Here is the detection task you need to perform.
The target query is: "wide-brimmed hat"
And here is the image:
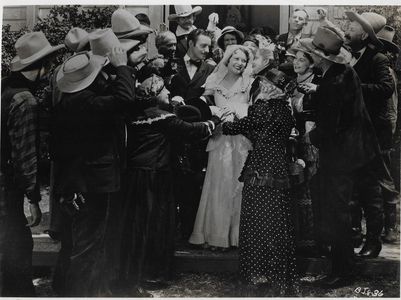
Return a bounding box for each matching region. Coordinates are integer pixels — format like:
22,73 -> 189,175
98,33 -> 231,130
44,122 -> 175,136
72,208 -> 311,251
168,5 -> 202,21
89,28 -> 140,58
186,97 -> 212,121
345,11 -> 386,47
11,31 -> 65,72
377,25 -> 399,53
64,27 -> 89,53
112,9 -> 153,39
217,26 -> 244,50
57,52 -> 108,93
300,26 -> 352,64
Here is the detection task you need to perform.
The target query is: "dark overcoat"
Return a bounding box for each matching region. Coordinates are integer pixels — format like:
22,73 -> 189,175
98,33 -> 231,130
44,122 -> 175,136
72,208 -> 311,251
353,46 -> 395,150
309,63 -> 379,173
52,66 -> 136,194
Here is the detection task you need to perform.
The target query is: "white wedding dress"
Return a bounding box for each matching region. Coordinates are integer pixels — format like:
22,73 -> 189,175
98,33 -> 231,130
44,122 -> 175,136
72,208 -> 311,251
189,77 -> 253,248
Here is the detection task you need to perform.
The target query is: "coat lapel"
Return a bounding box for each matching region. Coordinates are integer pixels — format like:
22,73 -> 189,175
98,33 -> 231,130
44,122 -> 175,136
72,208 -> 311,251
190,61 -> 207,86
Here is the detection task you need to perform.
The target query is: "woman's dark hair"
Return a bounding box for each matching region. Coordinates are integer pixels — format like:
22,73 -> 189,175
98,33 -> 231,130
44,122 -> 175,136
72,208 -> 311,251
187,28 -> 211,48
135,13 -> 151,26
301,51 -> 314,64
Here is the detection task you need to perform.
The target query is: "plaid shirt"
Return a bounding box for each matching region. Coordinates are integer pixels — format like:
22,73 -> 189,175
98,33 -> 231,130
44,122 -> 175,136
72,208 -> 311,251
7,90 -> 39,199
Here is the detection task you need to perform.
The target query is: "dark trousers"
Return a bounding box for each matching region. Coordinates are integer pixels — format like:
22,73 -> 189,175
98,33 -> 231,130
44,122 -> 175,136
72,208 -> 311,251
0,189 -> 35,296
351,157 -> 384,243
381,150 -> 399,230
317,170 -> 356,277
64,192 -> 111,297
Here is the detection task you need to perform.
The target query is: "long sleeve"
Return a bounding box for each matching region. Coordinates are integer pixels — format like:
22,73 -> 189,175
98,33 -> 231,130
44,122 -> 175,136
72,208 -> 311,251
361,53 -> 394,100
8,91 -> 39,201
77,66 -> 136,113
163,116 -> 215,141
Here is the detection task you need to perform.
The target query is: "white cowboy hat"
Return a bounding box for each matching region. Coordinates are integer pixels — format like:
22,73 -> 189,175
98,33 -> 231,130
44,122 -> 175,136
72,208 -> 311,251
57,52 -> 108,93
345,11 -> 386,47
112,9 -> 153,39
89,28 -> 140,58
168,5 -> 202,21
11,31 -> 65,72
377,25 -> 399,53
300,26 -> 352,65
64,27 -> 90,53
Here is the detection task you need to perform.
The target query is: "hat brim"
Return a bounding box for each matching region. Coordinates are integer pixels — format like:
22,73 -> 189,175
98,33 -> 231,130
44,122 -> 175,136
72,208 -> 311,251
75,37 -> 90,53
115,25 -> 154,39
300,38 -> 352,65
379,38 -> 400,53
185,97 -> 212,121
11,44 -> 65,72
168,6 -> 202,21
57,54 -> 107,93
119,39 -> 141,51
345,11 -> 383,47
217,30 -> 245,50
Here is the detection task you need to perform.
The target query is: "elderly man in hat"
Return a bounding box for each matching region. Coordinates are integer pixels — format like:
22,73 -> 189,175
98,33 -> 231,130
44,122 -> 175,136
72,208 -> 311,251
344,11 -> 395,258
168,5 -> 203,58
376,25 -> 400,244
52,29 -> 138,297
299,26 -> 380,288
1,31 -> 64,296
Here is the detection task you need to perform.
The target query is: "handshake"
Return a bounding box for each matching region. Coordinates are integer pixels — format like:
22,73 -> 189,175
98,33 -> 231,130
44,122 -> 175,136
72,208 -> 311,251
210,106 -> 237,122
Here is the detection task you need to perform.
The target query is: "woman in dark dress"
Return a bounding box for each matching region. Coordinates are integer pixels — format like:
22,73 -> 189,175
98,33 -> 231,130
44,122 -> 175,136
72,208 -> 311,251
222,70 -> 298,296
119,74 -> 220,295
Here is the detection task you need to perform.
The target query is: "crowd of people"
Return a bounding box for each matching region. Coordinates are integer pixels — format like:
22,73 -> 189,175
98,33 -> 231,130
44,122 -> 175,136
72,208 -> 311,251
1,4 -> 399,297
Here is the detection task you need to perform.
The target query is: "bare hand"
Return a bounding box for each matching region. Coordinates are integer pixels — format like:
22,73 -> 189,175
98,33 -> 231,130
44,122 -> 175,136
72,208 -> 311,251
208,13 -> 219,25
27,203 -> 42,227
128,46 -> 148,66
171,96 -> 185,106
109,46 -> 128,67
298,83 -> 318,94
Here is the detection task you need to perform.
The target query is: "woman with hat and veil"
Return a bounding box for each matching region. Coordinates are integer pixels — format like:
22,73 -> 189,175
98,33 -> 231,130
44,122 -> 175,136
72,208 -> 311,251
221,68 -> 298,296
189,45 -> 254,251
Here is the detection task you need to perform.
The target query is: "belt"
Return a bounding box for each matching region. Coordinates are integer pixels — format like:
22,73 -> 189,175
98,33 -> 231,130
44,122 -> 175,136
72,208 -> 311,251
241,169 -> 291,189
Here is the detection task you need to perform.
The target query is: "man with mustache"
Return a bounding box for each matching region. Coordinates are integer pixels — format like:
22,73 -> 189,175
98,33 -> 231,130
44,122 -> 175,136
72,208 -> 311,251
344,11 -> 395,258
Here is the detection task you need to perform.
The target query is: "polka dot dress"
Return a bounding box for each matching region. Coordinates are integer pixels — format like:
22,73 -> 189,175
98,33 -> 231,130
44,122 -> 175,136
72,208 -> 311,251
223,99 -> 298,295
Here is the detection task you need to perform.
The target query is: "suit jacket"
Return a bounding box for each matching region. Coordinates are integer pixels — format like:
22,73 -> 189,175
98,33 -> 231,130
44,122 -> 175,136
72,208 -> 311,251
176,35 -> 188,59
309,63 -> 379,173
52,66 -> 136,194
353,46 -> 395,149
170,58 -> 215,101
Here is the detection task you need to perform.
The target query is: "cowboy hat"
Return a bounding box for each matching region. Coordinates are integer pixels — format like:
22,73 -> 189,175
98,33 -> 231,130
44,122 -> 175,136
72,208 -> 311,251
377,25 -> 399,53
300,26 -> 352,64
64,27 -> 90,53
168,5 -> 202,21
57,52 -> 108,93
345,11 -> 386,47
11,31 -> 65,72
112,9 -> 153,39
89,28 -> 140,58
217,26 -> 245,50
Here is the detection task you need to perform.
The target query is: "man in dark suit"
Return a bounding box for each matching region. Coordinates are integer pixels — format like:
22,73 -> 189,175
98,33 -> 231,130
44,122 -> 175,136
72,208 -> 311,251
169,29 -> 215,240
300,26 -> 380,288
52,32 -> 137,296
344,11 -> 395,258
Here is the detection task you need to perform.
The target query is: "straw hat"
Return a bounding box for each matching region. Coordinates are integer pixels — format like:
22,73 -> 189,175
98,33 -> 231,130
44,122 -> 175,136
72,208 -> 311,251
64,28 -> 89,53
57,52 -> 108,93
377,25 -> 399,53
89,28 -> 140,57
217,26 -> 245,50
11,31 -> 65,72
300,26 -> 352,64
112,9 -> 153,39
345,11 -> 386,47
168,5 -> 202,21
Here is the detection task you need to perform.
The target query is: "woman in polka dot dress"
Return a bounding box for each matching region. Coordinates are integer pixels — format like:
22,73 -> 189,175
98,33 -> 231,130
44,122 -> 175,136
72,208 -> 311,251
222,70 -> 298,295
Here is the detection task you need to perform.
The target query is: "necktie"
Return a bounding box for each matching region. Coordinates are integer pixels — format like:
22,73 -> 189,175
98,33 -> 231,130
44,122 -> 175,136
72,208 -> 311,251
189,59 -> 202,69
351,51 -> 361,59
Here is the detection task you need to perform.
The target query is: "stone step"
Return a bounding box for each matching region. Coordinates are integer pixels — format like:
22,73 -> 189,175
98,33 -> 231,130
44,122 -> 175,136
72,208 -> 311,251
33,235 -> 400,276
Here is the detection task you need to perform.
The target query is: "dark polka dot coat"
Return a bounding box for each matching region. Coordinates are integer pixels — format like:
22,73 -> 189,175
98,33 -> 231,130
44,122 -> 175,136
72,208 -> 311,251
222,98 -> 298,293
